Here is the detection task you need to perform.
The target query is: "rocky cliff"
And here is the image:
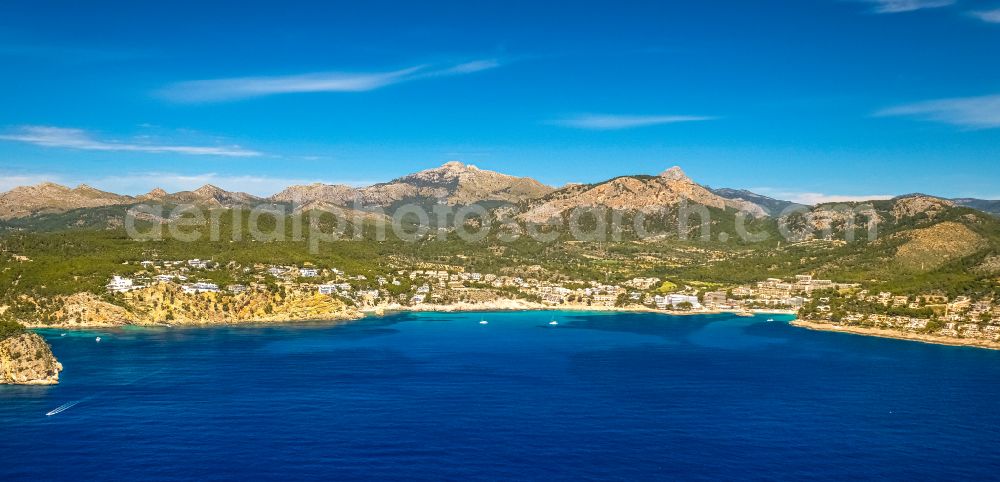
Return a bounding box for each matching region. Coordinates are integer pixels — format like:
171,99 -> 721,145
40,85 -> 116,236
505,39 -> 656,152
27,285 -> 362,327
272,161 -> 554,208
0,332 -> 62,385
520,166 -> 769,222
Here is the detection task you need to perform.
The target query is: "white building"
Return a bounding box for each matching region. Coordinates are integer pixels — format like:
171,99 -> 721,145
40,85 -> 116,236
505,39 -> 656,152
107,275 -> 135,293
653,294 -> 702,310
299,268 -> 319,277
187,259 -> 209,269
182,282 -> 219,294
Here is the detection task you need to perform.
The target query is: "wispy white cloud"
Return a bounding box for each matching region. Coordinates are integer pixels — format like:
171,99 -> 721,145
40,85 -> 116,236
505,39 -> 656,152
860,0 -> 956,13
158,59 -> 501,103
752,188 -> 893,205
969,8 -> 1000,23
0,125 -> 262,157
874,94 -> 1000,129
549,114 -> 717,130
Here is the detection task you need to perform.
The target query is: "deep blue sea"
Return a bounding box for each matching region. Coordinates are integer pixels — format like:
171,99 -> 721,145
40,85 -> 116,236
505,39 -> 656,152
3,311 -> 1000,480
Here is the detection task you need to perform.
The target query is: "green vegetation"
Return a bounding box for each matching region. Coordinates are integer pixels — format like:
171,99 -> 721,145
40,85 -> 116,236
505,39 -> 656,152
1,200 -> 999,324
0,319 -> 26,341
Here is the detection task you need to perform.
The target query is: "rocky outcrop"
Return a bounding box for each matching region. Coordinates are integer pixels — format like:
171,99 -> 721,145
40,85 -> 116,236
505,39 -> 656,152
271,161 -> 553,208
145,184 -> 261,207
519,166 -> 768,222
29,286 -> 362,327
390,161 -> 554,205
0,182 -> 133,219
271,183 -> 358,206
891,195 -> 954,221
53,293 -> 138,326
0,332 -> 62,385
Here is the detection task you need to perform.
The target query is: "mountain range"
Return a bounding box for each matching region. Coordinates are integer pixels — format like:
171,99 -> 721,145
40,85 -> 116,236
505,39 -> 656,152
0,161 -> 997,223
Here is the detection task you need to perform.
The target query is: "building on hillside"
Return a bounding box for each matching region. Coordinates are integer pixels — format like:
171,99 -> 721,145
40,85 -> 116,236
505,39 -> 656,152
653,294 -> 702,310
592,293 -> 618,306
107,276 -> 136,293
182,282 -> 219,294
187,259 -> 209,269
668,294 -> 702,309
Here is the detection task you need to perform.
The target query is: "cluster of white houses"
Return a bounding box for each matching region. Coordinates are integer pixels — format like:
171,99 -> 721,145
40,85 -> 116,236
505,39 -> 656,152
111,260 -> 890,314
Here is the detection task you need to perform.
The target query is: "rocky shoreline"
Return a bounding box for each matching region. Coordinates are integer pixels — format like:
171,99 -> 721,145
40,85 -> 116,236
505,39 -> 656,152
0,332 -> 63,385
364,300 -> 796,317
23,296 -> 794,328
23,310 -> 364,329
790,319 -> 1000,351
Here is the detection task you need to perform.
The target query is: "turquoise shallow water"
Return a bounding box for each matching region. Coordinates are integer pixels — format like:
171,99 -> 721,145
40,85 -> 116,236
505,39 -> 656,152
2,311 -> 1000,480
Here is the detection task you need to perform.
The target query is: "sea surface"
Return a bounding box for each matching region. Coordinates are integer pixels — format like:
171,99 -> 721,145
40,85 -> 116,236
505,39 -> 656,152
3,311 -> 1000,480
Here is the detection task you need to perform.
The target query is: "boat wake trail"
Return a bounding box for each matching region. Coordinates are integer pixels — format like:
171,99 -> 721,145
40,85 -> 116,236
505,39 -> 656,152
46,400 -> 82,416
44,368 -> 165,417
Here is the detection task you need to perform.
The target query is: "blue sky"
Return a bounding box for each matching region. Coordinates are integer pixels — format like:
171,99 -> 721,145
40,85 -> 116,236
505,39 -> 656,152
1,0 -> 999,203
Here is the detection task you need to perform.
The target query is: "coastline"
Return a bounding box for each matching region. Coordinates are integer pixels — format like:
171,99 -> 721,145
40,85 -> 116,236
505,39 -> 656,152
790,319 -> 1000,351
362,301 -> 796,317
22,310 -> 364,330
23,300 -> 796,329
26,307 -> 1000,352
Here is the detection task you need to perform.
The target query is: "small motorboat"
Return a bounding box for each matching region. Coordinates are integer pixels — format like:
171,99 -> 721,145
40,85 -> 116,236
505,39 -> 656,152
549,318 -> 559,326
766,318 -> 775,322
479,319 -> 489,325
95,337 -> 102,343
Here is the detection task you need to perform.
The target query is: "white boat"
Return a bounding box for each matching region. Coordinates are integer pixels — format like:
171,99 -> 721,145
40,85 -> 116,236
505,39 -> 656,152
479,319 -> 488,325
95,337 -> 102,343
549,318 -> 558,326
766,318 -> 775,322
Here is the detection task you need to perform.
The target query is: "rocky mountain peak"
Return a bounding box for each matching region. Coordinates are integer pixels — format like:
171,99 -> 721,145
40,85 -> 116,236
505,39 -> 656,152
520,165 -> 768,222
0,181 -> 132,219
659,166 -> 691,182
34,181 -> 70,191
193,184 -> 225,196
146,188 -> 169,198
441,160 -> 476,171
892,195 -> 955,221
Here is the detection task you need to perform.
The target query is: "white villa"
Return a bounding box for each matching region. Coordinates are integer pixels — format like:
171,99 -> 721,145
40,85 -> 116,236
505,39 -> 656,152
182,282 -> 220,294
653,294 -> 702,310
107,275 -> 136,293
